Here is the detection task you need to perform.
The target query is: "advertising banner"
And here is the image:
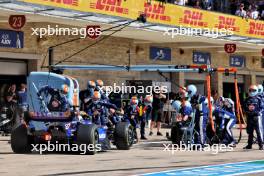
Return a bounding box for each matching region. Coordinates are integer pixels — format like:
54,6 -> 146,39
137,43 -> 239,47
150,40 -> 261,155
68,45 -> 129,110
18,0 -> 264,39
0,29 -> 24,48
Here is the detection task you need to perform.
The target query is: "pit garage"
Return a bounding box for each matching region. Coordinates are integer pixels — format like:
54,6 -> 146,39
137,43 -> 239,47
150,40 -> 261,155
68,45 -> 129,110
0,52 -> 40,107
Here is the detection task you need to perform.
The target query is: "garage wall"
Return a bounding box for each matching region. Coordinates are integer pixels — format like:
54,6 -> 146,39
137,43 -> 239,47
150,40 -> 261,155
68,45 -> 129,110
0,59 -> 27,75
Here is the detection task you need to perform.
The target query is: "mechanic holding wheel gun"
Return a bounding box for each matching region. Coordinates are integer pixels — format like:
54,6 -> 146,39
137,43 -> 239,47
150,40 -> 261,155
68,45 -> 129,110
86,91 -> 108,128
243,85 -> 263,150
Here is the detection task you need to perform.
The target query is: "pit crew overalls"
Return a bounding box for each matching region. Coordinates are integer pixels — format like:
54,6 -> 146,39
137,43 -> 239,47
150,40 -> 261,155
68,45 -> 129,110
37,86 -> 69,112
214,106 -> 236,144
194,96 -> 208,145
244,96 -> 264,148
258,92 -> 264,144
86,101 -> 110,126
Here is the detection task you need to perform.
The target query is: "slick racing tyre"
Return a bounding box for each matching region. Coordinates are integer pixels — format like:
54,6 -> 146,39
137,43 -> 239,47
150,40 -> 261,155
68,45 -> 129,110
114,122 -> 134,150
11,124 -> 31,153
76,124 -> 99,155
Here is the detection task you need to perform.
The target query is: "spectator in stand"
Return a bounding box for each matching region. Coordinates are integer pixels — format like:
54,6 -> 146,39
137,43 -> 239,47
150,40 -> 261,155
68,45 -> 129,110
248,5 -> 260,20
201,0 -> 213,10
193,0 -> 202,9
175,0 -> 187,6
261,10 -> 264,20
235,3 -> 247,18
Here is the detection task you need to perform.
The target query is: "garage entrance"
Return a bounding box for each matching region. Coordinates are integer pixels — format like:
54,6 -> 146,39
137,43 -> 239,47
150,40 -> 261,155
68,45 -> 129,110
0,59 -> 27,106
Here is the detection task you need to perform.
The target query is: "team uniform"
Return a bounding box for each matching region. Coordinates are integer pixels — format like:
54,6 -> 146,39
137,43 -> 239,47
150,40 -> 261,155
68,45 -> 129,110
257,84 -> 264,145
79,81 -> 96,111
86,91 -> 116,127
214,98 -> 236,145
37,85 -> 69,112
244,85 -> 263,150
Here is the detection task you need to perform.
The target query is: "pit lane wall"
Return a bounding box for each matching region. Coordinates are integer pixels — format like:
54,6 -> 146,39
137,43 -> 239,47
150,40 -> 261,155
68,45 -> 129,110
18,0 -> 264,39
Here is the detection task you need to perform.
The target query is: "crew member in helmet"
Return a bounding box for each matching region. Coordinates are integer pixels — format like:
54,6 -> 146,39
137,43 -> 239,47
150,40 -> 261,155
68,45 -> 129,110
257,84 -> 264,140
37,85 -> 69,112
243,85 -> 263,150
79,80 -> 96,111
187,84 -> 199,107
95,80 -> 108,101
186,84 -> 209,145
124,96 -> 140,141
86,91 -> 108,126
214,97 -> 237,146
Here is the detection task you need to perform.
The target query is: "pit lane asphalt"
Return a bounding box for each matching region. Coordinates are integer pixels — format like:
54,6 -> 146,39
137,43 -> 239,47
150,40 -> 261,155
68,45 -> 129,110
0,128 -> 263,176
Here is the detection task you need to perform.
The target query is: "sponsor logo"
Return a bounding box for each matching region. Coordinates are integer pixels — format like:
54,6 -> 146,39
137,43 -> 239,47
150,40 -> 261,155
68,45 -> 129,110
42,0 -> 79,6
179,10 -> 208,27
143,2 -> 171,21
247,21 -> 264,36
90,0 -> 128,14
215,16 -> 239,32
1,34 -> 11,45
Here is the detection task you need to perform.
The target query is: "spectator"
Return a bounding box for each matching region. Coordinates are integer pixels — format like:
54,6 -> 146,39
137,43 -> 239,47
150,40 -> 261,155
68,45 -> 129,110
193,0 -> 202,9
235,3 -> 247,18
175,0 -> 188,6
261,10 -> 264,20
248,5 -> 260,20
201,0 -> 213,10
17,83 -> 28,123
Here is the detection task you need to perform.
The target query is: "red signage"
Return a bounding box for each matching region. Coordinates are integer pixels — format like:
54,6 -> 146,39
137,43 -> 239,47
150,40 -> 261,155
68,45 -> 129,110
215,16 -> 240,32
86,25 -> 101,40
90,0 -> 128,14
144,3 -> 171,22
224,44 -> 236,54
179,10 -> 208,27
9,15 -> 26,30
247,21 -> 264,36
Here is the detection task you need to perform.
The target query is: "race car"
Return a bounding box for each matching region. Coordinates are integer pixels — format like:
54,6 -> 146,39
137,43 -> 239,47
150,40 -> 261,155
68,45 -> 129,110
10,72 -> 133,154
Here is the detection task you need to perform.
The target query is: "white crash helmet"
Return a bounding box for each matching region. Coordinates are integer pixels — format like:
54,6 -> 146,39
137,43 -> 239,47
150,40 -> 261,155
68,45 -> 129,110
204,97 -> 214,106
257,84 -> 263,95
187,84 -> 197,98
224,98 -> 234,109
249,85 -> 258,97
172,100 -> 181,112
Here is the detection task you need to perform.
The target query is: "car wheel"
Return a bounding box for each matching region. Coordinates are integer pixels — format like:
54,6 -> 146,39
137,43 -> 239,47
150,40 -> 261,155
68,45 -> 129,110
11,124 -> 31,153
114,122 -> 133,150
76,124 -> 99,155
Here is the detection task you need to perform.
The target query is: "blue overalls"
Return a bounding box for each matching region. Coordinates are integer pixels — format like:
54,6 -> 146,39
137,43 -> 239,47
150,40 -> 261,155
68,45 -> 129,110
244,96 -> 263,148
